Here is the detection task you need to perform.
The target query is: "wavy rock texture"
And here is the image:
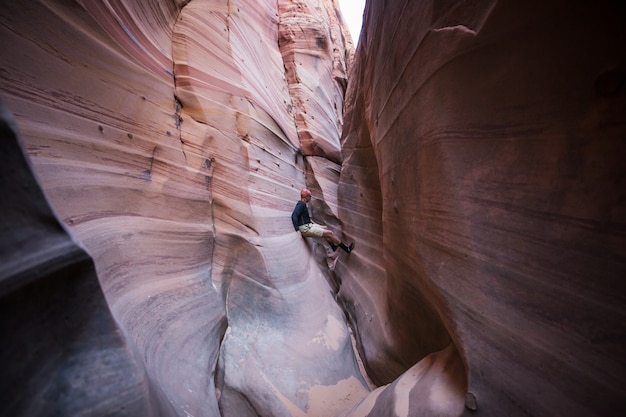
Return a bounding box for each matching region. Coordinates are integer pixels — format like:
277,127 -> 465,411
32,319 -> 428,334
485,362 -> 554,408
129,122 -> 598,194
1,0 -> 363,416
1,1 -> 625,417
338,1 -> 626,416
0,103 -> 155,416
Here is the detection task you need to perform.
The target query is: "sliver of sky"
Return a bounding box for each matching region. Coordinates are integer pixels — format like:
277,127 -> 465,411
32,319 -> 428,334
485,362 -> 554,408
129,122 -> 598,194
338,0 -> 365,45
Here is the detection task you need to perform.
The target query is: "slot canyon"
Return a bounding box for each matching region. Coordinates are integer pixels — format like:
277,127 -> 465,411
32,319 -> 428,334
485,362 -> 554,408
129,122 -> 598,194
1,0 -> 625,416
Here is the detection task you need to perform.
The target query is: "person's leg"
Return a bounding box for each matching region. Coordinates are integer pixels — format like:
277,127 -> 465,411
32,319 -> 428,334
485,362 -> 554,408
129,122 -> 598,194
322,230 -> 353,253
322,230 -> 340,251
322,230 -> 341,245
306,225 -> 342,250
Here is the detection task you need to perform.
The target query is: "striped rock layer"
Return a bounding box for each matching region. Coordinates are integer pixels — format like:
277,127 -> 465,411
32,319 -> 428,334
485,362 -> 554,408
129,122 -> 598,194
1,1 -> 625,417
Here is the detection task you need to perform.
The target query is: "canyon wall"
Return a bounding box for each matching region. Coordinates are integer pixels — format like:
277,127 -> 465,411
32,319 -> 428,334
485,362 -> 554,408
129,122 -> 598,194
1,0 -> 625,417
337,0 -> 626,416
1,0 -> 367,416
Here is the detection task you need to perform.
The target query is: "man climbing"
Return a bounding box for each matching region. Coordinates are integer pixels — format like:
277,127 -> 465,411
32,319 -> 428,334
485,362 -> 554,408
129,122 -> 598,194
291,188 -> 354,254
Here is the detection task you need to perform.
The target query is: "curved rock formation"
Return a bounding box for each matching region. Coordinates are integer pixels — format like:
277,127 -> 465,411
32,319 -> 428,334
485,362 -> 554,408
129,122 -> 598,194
338,1 -> 626,416
1,0 -> 625,417
1,0 -> 362,416
0,102 -> 156,416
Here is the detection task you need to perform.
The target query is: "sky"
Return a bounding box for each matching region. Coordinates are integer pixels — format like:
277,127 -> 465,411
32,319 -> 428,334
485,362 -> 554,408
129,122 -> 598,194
338,0 -> 366,44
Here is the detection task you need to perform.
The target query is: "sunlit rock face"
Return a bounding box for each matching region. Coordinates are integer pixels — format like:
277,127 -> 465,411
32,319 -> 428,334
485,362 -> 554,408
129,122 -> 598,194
338,1 -> 626,416
1,0 -> 365,416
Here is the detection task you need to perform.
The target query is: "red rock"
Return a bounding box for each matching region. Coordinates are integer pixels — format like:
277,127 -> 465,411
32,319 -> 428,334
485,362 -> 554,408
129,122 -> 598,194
1,0 -> 625,416
338,1 -> 626,416
1,0 -> 362,416
0,101 -> 154,415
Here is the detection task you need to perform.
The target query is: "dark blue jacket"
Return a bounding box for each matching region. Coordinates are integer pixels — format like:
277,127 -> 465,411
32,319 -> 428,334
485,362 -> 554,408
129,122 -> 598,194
291,200 -> 311,231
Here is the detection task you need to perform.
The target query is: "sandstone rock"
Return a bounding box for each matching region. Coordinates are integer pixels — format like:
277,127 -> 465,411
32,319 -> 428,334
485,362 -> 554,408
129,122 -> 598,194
340,344 -> 465,417
338,1 -> 626,416
278,0 -> 352,164
1,0 -> 362,416
2,0 -> 625,416
0,101 -> 154,416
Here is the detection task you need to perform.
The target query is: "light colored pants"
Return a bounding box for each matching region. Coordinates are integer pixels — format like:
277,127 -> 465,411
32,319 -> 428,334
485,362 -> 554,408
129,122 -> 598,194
299,223 -> 325,238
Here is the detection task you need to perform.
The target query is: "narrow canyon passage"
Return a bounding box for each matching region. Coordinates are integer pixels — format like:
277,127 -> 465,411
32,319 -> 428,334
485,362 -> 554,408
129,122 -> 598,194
166,1 -> 465,415
1,1 -> 625,417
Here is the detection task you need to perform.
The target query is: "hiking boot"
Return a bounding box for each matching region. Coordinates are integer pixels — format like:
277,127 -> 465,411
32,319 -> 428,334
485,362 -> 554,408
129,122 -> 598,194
340,242 -> 354,254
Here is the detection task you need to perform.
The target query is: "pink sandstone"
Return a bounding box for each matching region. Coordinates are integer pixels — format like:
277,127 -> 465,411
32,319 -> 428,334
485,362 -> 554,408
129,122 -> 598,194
0,1 -> 625,417
337,1 -> 626,416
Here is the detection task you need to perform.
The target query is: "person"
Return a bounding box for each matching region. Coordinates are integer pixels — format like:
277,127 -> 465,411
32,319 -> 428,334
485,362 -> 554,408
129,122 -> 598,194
291,188 -> 354,253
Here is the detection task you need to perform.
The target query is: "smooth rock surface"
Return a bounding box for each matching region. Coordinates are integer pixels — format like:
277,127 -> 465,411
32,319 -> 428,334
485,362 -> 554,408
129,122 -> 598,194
338,1 -> 626,416
1,0 -> 362,416
0,102 -> 155,416
1,0 -> 625,417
